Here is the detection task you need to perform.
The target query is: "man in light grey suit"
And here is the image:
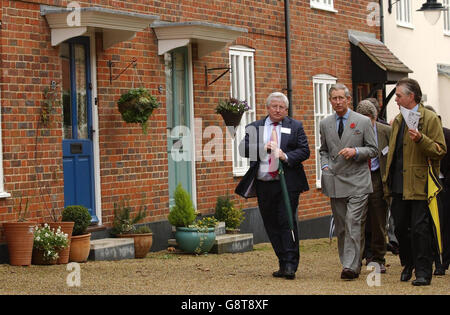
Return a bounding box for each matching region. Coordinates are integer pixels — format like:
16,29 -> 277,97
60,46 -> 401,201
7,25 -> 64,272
319,84 -> 378,280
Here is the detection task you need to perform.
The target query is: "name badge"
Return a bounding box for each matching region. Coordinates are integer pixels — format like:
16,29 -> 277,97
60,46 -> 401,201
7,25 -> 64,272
382,146 -> 389,156
281,127 -> 291,134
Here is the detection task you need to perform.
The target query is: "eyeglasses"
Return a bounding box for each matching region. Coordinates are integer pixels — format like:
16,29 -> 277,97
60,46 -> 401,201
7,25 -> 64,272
269,105 -> 287,111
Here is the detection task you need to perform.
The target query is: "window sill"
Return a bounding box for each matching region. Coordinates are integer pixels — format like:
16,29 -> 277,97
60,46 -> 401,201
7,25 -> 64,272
444,31 -> 450,37
0,192 -> 11,199
233,170 -> 247,178
396,22 -> 414,30
310,3 -> 338,13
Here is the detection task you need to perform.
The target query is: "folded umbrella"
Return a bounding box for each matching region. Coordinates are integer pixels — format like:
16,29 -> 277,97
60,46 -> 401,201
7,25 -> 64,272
427,159 -> 443,255
278,162 -> 296,242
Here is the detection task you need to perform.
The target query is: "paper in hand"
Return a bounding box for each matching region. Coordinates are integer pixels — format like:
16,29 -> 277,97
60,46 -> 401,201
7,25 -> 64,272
400,106 -> 421,130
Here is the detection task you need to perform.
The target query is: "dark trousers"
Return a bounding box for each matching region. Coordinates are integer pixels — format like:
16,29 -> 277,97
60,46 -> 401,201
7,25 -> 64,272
391,194 -> 433,280
435,183 -> 450,269
363,169 -> 388,264
256,179 -> 300,272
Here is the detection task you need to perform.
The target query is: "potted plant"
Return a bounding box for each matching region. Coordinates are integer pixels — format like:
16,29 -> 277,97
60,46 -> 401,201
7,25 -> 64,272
193,216 -> 218,254
61,205 -> 92,263
39,186 -> 74,264
215,97 -> 249,130
117,87 -> 159,134
214,195 -> 245,234
32,223 -> 69,265
168,184 -> 216,254
111,199 -> 153,258
3,195 -> 36,266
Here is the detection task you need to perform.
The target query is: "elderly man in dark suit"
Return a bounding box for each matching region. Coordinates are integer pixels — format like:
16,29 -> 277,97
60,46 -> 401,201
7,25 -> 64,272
235,92 -> 310,280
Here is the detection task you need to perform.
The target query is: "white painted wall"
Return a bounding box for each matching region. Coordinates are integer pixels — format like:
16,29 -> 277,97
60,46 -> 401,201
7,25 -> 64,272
384,1 -> 450,128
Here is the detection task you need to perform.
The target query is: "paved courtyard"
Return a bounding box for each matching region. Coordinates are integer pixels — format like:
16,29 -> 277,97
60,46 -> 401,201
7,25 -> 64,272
0,238 -> 448,295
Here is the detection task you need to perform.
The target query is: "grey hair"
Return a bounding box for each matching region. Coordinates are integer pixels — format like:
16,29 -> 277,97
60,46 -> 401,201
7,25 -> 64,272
366,97 -> 380,114
357,100 -> 378,119
328,83 -> 351,98
266,92 -> 289,108
396,78 -> 422,104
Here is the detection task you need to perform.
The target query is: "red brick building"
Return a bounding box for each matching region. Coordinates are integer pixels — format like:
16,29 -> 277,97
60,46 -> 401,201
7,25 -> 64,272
0,0 -> 385,253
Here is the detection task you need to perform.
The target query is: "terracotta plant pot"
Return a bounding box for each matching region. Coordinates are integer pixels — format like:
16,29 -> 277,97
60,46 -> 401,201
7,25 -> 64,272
32,248 -> 58,265
118,233 -> 153,258
69,233 -> 91,263
3,222 -> 36,266
48,222 -> 74,264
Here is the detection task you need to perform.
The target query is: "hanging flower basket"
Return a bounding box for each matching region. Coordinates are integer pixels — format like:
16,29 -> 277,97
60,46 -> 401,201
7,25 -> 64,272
117,88 -> 159,134
216,98 -> 249,137
219,111 -> 244,128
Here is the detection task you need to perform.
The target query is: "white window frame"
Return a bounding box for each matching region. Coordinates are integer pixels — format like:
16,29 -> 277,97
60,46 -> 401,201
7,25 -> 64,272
313,74 -> 336,188
310,0 -> 338,13
230,46 -> 256,177
444,0 -> 450,36
0,85 -> 11,198
396,0 -> 414,29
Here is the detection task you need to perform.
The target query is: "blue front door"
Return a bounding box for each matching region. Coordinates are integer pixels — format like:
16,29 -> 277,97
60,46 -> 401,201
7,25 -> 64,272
60,37 -> 97,222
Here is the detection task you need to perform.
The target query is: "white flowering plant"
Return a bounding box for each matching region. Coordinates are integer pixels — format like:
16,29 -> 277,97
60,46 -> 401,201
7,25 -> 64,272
33,223 -> 69,262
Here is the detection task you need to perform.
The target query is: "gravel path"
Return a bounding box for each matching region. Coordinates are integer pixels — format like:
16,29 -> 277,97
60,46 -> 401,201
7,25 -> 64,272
0,238 -> 448,295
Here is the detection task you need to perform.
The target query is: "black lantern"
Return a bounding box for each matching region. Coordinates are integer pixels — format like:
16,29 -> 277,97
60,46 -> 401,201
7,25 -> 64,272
388,0 -> 447,25
417,0 -> 447,25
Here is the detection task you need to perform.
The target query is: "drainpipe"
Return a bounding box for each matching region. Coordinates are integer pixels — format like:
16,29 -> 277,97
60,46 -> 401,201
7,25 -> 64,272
379,0 -> 385,43
379,0 -> 387,121
284,0 -> 293,117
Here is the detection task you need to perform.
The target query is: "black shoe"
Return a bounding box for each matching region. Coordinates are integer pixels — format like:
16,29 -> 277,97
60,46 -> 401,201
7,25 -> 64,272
400,265 -> 414,282
284,268 -> 296,280
434,267 -> 445,276
272,269 -> 285,278
412,277 -> 431,286
387,242 -> 399,255
341,268 -> 358,280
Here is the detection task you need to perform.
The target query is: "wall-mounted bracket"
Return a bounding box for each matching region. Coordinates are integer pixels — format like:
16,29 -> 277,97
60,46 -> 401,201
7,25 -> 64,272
108,57 -> 138,84
205,65 -> 231,87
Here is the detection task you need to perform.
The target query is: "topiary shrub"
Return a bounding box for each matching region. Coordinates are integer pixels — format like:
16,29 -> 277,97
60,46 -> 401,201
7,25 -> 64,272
62,205 -> 92,236
214,195 -> 245,231
168,184 -> 197,227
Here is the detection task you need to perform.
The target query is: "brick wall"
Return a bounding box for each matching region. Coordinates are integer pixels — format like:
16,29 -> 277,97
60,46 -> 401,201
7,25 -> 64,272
0,0 -> 380,240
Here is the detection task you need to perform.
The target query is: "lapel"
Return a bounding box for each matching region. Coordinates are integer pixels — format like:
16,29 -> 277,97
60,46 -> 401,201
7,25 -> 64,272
280,117 -> 291,151
327,115 -> 340,145
341,110 -> 357,145
376,122 -> 387,152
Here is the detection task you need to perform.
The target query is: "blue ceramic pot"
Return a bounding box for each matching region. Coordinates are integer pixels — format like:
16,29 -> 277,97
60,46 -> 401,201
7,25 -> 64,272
175,227 -> 215,254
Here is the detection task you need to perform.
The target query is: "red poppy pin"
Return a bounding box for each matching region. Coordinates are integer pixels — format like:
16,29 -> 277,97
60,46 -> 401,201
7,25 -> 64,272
350,122 -> 356,129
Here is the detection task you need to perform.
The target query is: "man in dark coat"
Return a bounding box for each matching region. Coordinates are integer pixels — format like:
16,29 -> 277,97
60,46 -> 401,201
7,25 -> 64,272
235,92 -> 310,279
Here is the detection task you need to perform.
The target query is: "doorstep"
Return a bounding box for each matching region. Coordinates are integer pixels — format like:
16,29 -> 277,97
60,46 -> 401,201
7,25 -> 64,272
88,238 -> 134,261
168,232 -> 254,254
